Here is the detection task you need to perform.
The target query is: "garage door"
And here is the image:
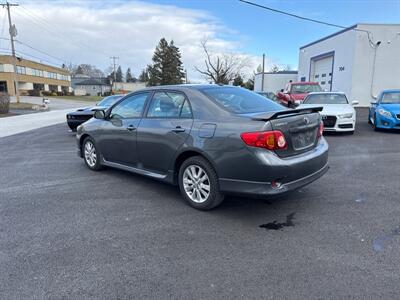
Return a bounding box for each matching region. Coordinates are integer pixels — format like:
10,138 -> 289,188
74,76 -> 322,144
311,55 -> 333,91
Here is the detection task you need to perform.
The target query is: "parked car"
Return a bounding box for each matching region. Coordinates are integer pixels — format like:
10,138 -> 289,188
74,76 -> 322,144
299,92 -> 358,133
257,91 -> 280,104
277,82 -> 322,107
66,95 -> 124,130
76,85 -> 329,210
368,89 -> 400,131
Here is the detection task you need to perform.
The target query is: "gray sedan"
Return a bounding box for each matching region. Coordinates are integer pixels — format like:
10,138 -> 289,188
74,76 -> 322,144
76,85 -> 329,210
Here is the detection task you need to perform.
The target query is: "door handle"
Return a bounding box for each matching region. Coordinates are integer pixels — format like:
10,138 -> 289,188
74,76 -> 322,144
127,125 -> 136,131
171,126 -> 185,133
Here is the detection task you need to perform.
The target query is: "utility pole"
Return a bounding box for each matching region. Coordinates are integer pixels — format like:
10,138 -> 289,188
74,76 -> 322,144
110,56 -> 118,93
1,2 -> 19,102
261,53 -> 265,92
185,69 -> 188,84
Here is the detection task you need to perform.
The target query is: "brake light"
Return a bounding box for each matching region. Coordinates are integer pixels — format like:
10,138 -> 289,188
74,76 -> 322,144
317,121 -> 324,138
241,130 -> 287,150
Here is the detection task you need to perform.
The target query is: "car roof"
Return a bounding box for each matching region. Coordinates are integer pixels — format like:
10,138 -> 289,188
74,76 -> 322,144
290,82 -> 319,85
307,91 -> 346,95
132,84 -> 243,93
381,89 -> 400,93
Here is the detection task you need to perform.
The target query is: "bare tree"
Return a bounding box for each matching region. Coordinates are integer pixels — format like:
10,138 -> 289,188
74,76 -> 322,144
195,40 -> 250,84
270,64 -> 280,73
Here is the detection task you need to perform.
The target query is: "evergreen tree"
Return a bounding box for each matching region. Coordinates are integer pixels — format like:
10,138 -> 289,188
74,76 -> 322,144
148,38 -> 184,86
139,67 -> 149,83
126,68 -> 134,82
233,74 -> 244,87
116,66 -> 123,82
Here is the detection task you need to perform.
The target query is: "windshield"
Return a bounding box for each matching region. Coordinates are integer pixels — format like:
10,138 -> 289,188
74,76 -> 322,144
381,92 -> 400,104
304,94 -> 348,104
201,87 -> 284,114
97,95 -> 124,106
290,84 -> 322,94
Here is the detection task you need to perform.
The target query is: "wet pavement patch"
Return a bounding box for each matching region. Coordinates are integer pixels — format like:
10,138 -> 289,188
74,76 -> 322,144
372,225 -> 400,252
259,213 -> 296,231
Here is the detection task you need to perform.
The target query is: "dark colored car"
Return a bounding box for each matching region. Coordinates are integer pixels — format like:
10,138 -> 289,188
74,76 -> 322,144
66,95 -> 124,130
76,85 -> 329,210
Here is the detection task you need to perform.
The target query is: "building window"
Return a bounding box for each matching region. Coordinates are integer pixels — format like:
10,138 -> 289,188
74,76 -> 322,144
328,80 -> 332,84
32,69 -> 43,77
300,77 -> 306,82
0,64 -> 3,72
315,74 -> 319,78
321,81 -> 326,85
329,73 -> 332,76
321,73 -> 326,78
59,74 -> 68,81
16,66 -> 26,75
47,72 -> 57,79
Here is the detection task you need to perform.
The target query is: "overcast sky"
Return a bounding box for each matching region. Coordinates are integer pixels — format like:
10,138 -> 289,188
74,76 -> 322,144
0,0 -> 399,82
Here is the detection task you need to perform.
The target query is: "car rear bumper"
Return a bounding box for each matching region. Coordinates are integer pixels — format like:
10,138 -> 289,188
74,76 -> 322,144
219,162 -> 329,196
218,138 -> 329,196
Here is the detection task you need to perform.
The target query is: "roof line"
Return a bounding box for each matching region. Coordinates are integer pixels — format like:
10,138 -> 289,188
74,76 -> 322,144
300,24 -> 357,49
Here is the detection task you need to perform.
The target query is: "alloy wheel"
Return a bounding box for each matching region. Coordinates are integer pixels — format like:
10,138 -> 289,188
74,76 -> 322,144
84,140 -> 97,167
182,165 -> 211,203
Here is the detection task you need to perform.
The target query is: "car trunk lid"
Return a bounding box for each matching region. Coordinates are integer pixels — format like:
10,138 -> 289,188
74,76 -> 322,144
251,107 -> 322,158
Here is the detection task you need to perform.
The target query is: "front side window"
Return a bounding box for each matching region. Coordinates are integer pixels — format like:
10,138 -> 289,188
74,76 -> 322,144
304,93 -> 348,104
110,92 -> 149,119
200,86 -> 283,114
147,91 -> 190,118
381,92 -> 400,104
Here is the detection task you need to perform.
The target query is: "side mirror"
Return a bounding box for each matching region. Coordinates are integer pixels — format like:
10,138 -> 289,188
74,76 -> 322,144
370,101 -> 377,105
94,110 -> 106,119
351,100 -> 359,106
280,89 -> 284,93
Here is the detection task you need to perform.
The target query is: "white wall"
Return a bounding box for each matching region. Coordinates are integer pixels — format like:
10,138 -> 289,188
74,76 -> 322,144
254,73 -> 298,92
352,24 -> 400,105
114,82 -> 146,91
298,28 -> 357,100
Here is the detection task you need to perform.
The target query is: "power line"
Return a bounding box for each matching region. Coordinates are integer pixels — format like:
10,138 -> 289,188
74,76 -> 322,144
238,0 -> 376,47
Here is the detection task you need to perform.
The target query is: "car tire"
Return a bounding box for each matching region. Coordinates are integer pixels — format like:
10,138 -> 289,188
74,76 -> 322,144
82,137 -> 103,171
178,156 -> 225,210
373,114 -> 379,131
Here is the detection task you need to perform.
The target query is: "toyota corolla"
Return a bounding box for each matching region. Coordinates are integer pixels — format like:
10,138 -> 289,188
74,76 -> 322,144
76,85 -> 329,210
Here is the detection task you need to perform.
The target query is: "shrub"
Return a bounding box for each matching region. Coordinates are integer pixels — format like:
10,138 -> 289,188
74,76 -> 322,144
28,89 -> 42,97
42,91 -> 52,96
57,91 -> 64,96
51,92 -> 57,96
0,92 -> 10,114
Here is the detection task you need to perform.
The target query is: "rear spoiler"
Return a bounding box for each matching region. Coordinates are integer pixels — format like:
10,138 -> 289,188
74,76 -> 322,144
251,107 -> 323,121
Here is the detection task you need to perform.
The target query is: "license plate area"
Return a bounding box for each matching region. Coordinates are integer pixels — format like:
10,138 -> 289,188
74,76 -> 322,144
291,130 -> 316,150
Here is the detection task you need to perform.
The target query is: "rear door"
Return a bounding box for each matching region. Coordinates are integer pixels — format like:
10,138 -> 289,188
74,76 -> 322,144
98,92 -> 150,166
136,90 -> 194,174
269,112 -> 321,158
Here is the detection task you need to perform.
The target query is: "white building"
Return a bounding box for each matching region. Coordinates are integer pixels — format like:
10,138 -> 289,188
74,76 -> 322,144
254,71 -> 298,93
298,23 -> 400,106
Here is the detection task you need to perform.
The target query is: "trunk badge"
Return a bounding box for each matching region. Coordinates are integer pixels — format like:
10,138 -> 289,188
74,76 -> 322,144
303,116 -> 310,124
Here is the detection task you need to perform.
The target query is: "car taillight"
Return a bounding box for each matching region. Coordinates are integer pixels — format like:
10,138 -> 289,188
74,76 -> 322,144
240,130 -> 287,150
317,121 -> 324,138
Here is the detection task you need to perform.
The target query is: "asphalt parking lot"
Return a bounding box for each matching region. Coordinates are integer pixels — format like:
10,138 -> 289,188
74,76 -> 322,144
0,108 -> 399,299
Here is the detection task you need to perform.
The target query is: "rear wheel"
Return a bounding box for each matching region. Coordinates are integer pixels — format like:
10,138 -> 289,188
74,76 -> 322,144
83,137 -> 102,171
178,156 -> 224,210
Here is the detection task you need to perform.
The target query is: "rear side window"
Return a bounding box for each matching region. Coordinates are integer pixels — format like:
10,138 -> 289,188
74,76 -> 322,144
200,87 -> 283,114
147,91 -> 192,118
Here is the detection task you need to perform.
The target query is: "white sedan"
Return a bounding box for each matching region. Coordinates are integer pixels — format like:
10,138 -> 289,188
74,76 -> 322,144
298,92 -> 358,133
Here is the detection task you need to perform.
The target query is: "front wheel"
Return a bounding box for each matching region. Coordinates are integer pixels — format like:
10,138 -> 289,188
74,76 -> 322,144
373,114 -> 379,131
178,156 -> 224,210
82,137 -> 103,171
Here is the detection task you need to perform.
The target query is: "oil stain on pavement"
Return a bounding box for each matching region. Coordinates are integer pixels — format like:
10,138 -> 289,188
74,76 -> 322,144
259,212 -> 296,230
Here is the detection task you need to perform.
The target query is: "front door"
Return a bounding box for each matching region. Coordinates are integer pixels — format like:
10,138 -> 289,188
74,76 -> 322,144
98,92 -> 150,167
137,90 -> 193,174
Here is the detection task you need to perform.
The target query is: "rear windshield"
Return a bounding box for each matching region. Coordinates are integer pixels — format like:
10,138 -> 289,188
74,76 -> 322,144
200,87 -> 283,114
304,94 -> 348,104
381,92 -> 400,104
290,84 -> 322,94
